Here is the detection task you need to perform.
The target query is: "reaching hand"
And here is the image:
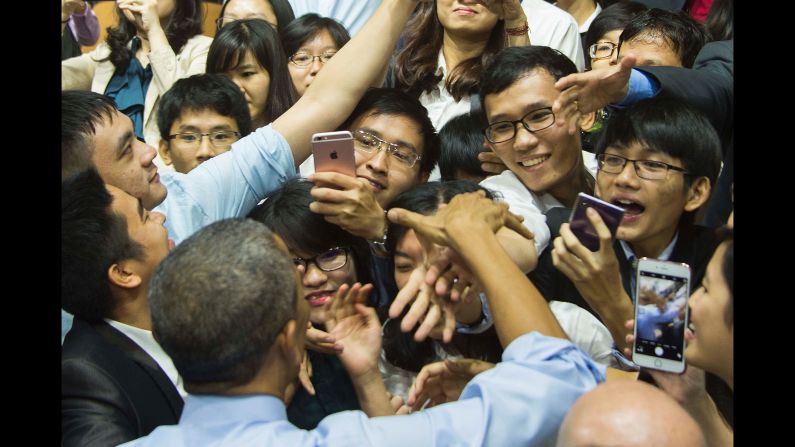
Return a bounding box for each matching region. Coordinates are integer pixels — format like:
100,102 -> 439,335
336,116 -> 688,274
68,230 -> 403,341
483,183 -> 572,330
482,0 -> 526,23
305,322 -> 342,355
387,392 -> 412,415
388,264 -> 457,343
552,56 -> 637,135
407,358 -> 495,410
477,149 -> 508,175
325,283 -> 381,378
116,0 -> 161,34
309,172 -> 386,241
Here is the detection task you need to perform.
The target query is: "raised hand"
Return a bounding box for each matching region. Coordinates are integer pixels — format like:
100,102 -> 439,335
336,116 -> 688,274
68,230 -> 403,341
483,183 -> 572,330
309,172 -> 387,241
388,264 -> 456,343
325,283 -> 381,378
407,358 -> 495,410
305,321 -> 342,355
116,0 -> 161,34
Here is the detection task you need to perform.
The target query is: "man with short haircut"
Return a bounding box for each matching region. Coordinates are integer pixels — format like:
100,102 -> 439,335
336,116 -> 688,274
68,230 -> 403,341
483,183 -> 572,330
156,73 -> 251,174
121,192 -> 603,446
62,169 -> 182,447
618,8 -> 708,68
557,380 -> 706,447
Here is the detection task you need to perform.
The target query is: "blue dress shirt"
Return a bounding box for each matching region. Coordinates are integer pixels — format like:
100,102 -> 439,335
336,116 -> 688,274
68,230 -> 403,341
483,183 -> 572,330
121,332 -> 605,446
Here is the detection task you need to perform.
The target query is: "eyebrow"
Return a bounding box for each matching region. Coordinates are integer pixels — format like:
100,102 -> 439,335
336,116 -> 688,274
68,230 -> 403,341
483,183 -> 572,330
115,130 -> 134,159
394,251 -> 415,260
490,102 -> 551,122
358,127 -> 419,153
178,124 -> 235,132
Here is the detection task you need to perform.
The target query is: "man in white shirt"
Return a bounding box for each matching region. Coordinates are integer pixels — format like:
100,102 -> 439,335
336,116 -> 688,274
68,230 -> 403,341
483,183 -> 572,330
522,0 -> 586,71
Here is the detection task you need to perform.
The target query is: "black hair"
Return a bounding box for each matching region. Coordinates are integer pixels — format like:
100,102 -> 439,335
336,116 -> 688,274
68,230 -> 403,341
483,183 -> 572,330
105,0 -> 203,73
248,177 -> 374,288
705,0 -> 733,42
62,91 -> 118,180
339,87 -> 440,177
280,13 -> 350,57
479,46 -> 578,106
157,73 -> 252,141
62,169 -> 144,321
218,0 -> 295,30
381,180 -> 502,372
207,18 -> 298,124
594,96 -> 721,224
619,8 -> 708,68
438,112 -> 490,182
585,1 -> 648,52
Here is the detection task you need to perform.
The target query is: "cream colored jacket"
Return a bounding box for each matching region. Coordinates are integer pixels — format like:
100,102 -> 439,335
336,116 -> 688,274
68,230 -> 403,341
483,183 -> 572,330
62,34 -> 213,168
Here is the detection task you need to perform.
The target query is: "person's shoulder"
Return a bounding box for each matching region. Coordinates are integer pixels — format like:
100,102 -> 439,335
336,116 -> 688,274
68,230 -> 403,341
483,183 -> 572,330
184,34 -> 214,51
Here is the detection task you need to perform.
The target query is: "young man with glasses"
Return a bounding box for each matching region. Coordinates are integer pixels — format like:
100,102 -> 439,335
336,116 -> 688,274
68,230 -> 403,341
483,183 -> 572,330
478,46 -> 599,261
156,74 -> 250,174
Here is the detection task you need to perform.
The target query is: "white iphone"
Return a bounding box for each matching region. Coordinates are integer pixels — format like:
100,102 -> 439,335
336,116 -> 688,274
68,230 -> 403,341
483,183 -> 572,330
632,258 -> 691,373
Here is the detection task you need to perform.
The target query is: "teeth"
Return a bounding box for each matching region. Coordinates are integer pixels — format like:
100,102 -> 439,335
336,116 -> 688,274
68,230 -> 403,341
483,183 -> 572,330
520,156 -> 548,167
617,199 -> 635,205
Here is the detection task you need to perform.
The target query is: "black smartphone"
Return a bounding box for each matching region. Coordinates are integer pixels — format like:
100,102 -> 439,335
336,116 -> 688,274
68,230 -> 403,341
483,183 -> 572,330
568,192 -> 625,251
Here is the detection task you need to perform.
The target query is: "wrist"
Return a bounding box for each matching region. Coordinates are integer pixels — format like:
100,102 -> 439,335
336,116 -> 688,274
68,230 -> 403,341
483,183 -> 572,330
504,20 -> 530,37
368,210 -> 389,256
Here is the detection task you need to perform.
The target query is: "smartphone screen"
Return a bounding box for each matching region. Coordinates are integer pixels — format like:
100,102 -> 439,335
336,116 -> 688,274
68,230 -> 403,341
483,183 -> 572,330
633,263 -> 689,371
568,192 -> 625,251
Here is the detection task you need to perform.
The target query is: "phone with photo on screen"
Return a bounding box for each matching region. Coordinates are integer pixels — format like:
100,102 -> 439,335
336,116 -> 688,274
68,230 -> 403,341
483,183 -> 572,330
312,131 -> 356,177
632,258 -> 691,373
568,192 -> 625,251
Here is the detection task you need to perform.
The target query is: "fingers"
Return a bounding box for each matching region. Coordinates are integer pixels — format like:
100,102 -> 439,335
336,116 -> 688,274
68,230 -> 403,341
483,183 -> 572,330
503,211 -> 533,240
389,267 -> 423,318
558,222 -> 595,263
585,207 -> 615,252
441,302 -> 456,344
408,361 -> 447,406
305,324 -> 343,354
401,284 -> 430,333
298,355 -> 315,396
308,171 -> 361,190
414,302 -> 441,342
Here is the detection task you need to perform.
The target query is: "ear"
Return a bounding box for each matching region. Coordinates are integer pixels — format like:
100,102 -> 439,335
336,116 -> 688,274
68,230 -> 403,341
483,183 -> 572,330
683,176 -> 711,212
108,262 -> 143,289
579,111 -> 597,132
158,139 -> 173,166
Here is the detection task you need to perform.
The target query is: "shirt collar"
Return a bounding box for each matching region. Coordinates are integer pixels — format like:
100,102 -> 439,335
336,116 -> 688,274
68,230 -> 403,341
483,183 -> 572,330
619,231 -> 679,262
181,394 -> 287,425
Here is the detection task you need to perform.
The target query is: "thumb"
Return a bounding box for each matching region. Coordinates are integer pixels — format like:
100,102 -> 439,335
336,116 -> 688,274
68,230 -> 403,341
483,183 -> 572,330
387,207 -> 427,229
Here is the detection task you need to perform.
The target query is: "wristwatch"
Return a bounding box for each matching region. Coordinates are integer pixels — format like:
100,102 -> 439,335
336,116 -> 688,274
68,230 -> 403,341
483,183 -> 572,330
369,210 -> 389,257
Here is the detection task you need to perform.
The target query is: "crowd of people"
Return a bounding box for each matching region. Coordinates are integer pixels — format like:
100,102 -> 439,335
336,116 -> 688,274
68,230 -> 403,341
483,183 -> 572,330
61,0 -> 733,445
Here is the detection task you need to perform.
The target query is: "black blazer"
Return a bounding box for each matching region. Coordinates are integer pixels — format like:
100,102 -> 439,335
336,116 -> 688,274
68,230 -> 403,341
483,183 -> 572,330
62,319 -> 184,447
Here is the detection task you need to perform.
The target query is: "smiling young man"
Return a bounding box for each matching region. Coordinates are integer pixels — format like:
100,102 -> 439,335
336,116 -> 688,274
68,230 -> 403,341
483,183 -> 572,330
478,46 -> 598,259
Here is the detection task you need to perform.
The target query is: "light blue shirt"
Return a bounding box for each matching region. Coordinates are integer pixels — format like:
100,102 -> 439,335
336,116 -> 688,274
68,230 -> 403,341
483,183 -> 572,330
288,0 -> 382,36
615,69 -> 660,108
155,124 -> 297,244
121,332 -> 604,447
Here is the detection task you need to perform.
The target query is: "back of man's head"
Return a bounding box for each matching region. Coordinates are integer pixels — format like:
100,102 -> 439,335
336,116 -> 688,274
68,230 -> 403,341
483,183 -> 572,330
438,112 -> 490,182
156,73 -> 252,141
62,168 -> 142,321
619,8 -> 708,68
149,218 -> 297,391
595,96 -> 721,191
62,91 -> 118,180
557,380 -> 706,447
338,87 -> 440,177
479,46 -> 578,106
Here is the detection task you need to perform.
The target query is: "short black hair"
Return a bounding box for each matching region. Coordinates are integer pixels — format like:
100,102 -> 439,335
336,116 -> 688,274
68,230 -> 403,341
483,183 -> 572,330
339,87 -> 440,177
157,73 -> 252,141
218,0 -> 295,30
280,13 -> 350,57
62,169 -> 143,321
248,177 -> 374,287
438,112 -> 490,182
207,18 -> 298,123
595,95 -> 721,192
62,91 -> 118,180
585,1 -> 648,51
479,46 -> 578,107
619,8 -> 708,68
150,218 -> 297,390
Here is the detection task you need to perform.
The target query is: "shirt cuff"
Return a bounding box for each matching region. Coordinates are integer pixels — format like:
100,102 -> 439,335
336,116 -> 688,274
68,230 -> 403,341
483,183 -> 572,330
614,69 -> 659,109
456,293 -> 494,334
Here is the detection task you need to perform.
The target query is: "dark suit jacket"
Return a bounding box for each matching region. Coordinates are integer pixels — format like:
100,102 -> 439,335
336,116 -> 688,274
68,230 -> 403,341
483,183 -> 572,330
62,319 -> 184,447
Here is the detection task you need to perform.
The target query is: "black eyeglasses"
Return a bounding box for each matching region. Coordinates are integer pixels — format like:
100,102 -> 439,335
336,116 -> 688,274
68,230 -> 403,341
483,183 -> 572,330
352,129 -> 422,168
167,131 -> 241,150
289,51 -> 337,67
589,42 -> 619,60
293,247 -> 350,272
596,153 -> 690,180
483,107 -> 556,144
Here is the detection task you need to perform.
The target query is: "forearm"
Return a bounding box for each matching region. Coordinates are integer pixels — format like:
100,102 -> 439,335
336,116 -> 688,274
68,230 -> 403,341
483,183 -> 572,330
351,369 -> 393,417
588,296 -> 634,351
504,16 -> 530,47
496,227 -> 538,273
273,0 -> 415,165
450,226 -> 567,346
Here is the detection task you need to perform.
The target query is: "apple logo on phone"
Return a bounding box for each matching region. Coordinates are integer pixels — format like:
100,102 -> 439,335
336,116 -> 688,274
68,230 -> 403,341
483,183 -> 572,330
330,151 -> 338,160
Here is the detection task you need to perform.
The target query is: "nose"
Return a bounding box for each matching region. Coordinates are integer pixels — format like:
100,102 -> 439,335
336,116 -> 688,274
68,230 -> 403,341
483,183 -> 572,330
302,263 -> 328,287
309,57 -> 323,76
151,211 -> 167,224
365,146 -> 390,175
195,135 -> 214,161
512,123 -> 540,152
614,160 -> 641,188
139,140 -> 157,167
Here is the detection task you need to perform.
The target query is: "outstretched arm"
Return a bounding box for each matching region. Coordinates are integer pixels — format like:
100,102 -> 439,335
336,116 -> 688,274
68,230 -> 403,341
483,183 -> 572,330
274,0 -> 423,167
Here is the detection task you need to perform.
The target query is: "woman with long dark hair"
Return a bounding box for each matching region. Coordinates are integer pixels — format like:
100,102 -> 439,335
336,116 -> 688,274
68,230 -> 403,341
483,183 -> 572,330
62,0 -> 210,157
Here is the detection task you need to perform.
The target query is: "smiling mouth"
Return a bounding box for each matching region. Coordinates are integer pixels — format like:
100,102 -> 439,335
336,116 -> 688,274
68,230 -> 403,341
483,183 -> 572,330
359,176 -> 385,192
519,155 -> 549,168
305,291 -> 334,307
612,199 -> 645,216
